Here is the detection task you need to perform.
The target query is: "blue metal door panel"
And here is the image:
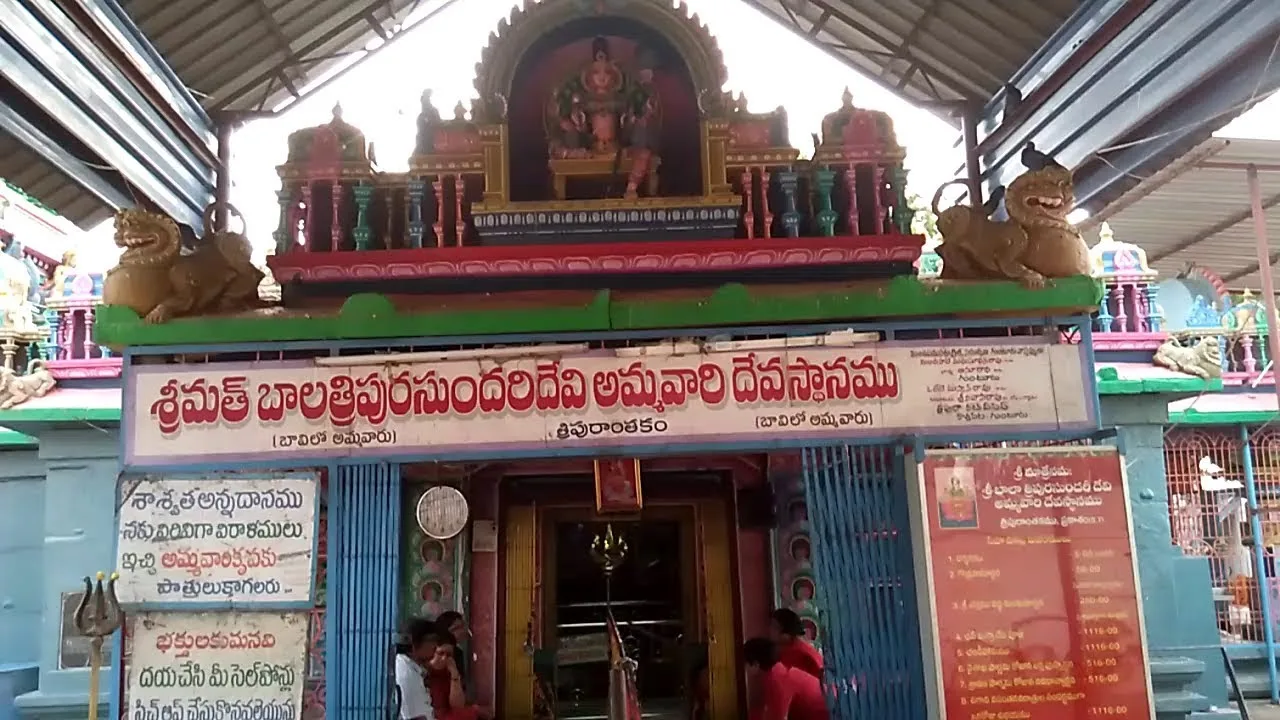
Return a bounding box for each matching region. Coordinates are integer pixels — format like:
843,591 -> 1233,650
328,463 -> 403,720
802,445 -> 927,720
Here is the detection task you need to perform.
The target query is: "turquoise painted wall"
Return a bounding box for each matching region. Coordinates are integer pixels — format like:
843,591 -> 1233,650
0,448 -> 44,666
10,429 -> 119,720
0,447 -> 43,720
1102,396 -> 1231,719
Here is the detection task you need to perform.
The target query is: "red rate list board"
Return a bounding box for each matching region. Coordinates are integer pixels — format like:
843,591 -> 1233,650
921,447 -> 1154,720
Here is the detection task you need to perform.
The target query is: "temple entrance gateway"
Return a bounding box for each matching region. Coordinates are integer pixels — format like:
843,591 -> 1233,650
501,475 -> 740,719
545,511 -> 697,719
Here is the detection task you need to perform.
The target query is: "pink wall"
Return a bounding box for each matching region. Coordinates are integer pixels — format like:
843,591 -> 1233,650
467,476 -> 499,708
736,528 -> 773,639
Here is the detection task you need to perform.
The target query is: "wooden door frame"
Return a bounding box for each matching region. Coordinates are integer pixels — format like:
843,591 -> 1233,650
497,471 -> 743,718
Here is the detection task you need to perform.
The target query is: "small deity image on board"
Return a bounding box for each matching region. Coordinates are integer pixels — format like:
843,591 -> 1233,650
935,466 -> 979,530
789,536 -> 811,564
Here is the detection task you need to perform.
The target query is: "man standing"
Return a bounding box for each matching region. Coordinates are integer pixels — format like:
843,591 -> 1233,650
395,617 -> 438,720
743,637 -> 828,720
770,609 -> 824,679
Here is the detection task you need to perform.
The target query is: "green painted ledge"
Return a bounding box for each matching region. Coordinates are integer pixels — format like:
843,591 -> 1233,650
0,407 -> 122,424
1168,407 -> 1276,426
0,427 -> 35,447
1094,367 -> 1224,396
96,275 -> 1104,348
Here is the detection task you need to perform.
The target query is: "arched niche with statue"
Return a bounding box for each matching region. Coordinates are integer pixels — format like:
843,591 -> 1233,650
265,0 -> 925,304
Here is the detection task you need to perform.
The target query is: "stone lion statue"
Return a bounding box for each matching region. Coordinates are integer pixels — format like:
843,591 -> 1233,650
102,204 -> 264,324
931,148 -> 1091,288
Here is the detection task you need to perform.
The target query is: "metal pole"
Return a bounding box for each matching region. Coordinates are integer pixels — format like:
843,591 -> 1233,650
961,107 -> 984,208
1248,165 -> 1280,417
1241,425 -> 1279,704
1247,163 -> 1280,704
214,120 -> 234,231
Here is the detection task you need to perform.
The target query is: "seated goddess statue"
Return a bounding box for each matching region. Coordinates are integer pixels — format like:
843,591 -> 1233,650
547,37 -> 660,199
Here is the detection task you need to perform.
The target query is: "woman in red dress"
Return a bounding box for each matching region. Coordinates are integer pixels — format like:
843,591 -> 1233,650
770,609 -> 824,680
427,632 -> 492,720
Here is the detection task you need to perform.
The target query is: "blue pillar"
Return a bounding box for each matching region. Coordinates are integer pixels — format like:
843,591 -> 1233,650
1101,396 -> 1232,720
12,429 -> 119,720
328,462 -> 402,718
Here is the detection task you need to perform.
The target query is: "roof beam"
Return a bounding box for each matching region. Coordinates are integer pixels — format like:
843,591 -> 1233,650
802,0 -> 978,100
250,0 -> 303,98
1074,17 -> 1280,210
0,101 -> 131,211
70,0 -> 212,130
0,6 -> 209,225
1223,253 -> 1280,284
268,0 -> 461,116
207,0 -> 391,112
738,0 -> 966,112
1150,193 -> 1280,264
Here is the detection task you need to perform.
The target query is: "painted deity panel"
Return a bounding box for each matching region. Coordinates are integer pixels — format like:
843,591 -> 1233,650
769,453 -> 822,646
401,482 -> 468,623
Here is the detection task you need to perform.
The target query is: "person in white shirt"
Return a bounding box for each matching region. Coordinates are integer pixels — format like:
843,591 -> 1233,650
396,617 -> 438,720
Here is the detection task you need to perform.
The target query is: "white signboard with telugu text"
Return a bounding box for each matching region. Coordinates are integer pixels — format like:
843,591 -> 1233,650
115,475 -> 319,608
123,336 -> 1097,466
123,611 -> 308,720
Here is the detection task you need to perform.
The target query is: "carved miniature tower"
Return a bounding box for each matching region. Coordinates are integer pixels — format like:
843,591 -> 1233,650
1090,222 -> 1161,336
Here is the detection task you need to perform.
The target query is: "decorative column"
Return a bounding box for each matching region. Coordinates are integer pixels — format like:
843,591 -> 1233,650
1114,285 -> 1128,332
890,165 -> 912,234
431,177 -> 445,247
330,179 -> 344,251
1241,337 -> 1257,374
845,164 -> 860,235
1144,283 -> 1162,332
869,165 -> 884,235
741,168 -> 755,239
44,306 -> 60,361
58,318 -> 72,360
82,308 -> 95,359
812,168 -> 837,237
301,183 -> 314,250
778,171 -> 801,238
1097,287 -> 1114,332
407,179 -> 426,249
352,183 -> 374,251
454,176 -> 466,246
759,168 -> 773,239
273,187 -> 294,255
385,188 -> 396,248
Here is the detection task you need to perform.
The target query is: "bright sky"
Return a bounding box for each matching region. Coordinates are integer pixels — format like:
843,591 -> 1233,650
69,0 -> 1280,266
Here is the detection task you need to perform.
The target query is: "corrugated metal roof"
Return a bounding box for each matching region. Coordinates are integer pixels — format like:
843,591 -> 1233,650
742,0 -> 1077,106
119,0 -> 437,113
0,130 -> 116,229
1085,137 -> 1280,293
10,0 -> 1075,227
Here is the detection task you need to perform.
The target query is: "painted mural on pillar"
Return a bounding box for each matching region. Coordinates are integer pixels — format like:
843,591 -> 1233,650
304,472 -> 328,720
400,476 -> 468,623
768,453 -> 822,646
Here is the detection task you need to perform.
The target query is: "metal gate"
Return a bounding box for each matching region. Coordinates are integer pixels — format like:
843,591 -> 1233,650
328,462 -> 403,719
801,445 -> 927,720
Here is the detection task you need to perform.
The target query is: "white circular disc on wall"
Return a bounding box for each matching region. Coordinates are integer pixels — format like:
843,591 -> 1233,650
416,486 -> 469,540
